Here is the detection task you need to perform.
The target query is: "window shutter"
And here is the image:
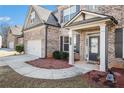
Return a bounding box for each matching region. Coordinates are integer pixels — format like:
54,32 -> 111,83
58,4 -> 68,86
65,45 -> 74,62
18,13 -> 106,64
115,28 -> 123,58
60,36 -> 63,51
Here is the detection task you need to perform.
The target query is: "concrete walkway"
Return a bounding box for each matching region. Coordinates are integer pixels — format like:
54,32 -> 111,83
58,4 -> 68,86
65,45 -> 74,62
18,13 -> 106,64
0,54 -> 90,79
0,48 -> 19,57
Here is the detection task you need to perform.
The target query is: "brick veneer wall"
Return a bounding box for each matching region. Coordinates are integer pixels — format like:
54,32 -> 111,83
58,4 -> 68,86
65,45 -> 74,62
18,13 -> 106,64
24,25 -> 60,58
7,33 -> 16,48
23,26 -> 46,56
47,26 -> 60,57
96,6 -> 124,68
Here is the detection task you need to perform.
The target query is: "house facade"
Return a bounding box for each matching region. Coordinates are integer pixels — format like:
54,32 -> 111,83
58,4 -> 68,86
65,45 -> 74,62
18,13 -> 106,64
7,25 -> 23,49
23,5 -> 124,71
23,6 -> 60,58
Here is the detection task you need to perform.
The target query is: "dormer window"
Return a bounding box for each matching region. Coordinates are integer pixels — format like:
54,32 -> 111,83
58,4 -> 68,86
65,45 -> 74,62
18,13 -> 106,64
30,11 -> 35,24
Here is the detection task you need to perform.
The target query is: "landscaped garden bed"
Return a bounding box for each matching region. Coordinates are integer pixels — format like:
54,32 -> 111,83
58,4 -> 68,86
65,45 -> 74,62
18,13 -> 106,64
81,67 -> 124,88
26,58 -> 73,69
0,66 -> 124,87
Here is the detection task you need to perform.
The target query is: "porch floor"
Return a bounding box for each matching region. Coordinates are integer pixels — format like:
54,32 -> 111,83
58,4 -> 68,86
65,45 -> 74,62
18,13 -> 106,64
74,61 -> 99,73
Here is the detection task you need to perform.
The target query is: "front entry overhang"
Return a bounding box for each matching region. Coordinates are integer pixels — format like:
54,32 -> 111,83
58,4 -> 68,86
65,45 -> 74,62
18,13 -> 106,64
64,10 -> 118,28
64,10 -> 118,72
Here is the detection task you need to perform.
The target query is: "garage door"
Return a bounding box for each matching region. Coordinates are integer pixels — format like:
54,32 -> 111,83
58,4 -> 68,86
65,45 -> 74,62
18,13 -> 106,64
27,40 -> 42,57
9,42 -> 14,49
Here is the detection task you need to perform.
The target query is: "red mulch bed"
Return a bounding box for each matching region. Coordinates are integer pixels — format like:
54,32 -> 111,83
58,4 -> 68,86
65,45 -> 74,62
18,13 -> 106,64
26,58 -> 73,69
81,67 -> 124,88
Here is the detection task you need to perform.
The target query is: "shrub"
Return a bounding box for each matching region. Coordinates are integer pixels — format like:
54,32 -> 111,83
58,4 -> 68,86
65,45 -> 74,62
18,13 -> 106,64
2,45 -> 7,48
53,51 -> 69,60
53,51 -> 61,59
61,52 -> 69,60
15,44 -> 24,53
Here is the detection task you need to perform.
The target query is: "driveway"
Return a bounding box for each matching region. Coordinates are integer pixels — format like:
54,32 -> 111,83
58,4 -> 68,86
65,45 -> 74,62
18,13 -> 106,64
0,54 -> 39,66
0,48 -> 19,57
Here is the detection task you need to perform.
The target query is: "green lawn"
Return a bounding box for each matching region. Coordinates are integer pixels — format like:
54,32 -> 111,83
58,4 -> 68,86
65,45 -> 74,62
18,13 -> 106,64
0,66 -> 100,88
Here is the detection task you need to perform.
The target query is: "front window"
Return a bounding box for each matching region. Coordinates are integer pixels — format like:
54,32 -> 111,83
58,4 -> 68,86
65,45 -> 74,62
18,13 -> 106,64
63,5 -> 79,22
60,35 -> 79,52
63,36 -> 69,52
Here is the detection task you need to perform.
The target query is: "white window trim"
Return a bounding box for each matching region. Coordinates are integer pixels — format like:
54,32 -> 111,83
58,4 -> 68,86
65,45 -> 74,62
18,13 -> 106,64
60,35 -> 78,52
63,36 -> 69,52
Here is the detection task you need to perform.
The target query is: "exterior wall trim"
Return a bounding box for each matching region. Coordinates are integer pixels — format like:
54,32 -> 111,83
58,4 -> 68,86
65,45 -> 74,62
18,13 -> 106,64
64,10 -> 107,27
66,21 -> 107,31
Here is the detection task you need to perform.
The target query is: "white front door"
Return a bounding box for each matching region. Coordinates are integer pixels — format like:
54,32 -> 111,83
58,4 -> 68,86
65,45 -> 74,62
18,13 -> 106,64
9,42 -> 14,49
27,40 -> 42,57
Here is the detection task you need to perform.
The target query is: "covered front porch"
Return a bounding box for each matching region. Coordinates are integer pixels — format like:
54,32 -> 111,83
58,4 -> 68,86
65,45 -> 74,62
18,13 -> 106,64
64,10 -> 117,72
70,24 -> 107,71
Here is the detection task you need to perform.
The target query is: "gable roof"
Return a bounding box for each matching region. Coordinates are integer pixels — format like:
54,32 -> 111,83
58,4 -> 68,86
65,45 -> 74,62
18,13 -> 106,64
23,5 -> 60,29
33,5 -> 60,26
9,25 -> 22,36
64,10 -> 118,27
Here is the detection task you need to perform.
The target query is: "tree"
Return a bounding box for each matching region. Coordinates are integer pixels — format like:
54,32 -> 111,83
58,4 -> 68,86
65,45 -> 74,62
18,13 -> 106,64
0,22 -> 10,37
0,22 -> 10,48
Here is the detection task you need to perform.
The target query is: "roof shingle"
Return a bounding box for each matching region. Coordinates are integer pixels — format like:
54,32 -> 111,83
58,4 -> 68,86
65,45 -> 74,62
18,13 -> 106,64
9,25 -> 22,36
32,5 -> 60,27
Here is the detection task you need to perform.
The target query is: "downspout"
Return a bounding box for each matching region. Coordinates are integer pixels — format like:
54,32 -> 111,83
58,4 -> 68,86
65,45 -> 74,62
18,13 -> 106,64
45,25 -> 48,58
121,6 -> 124,59
14,36 -> 18,49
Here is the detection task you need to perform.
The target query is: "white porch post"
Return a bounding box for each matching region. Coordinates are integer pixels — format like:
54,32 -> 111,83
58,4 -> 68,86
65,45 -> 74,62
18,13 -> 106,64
100,24 -> 108,72
69,29 -> 74,64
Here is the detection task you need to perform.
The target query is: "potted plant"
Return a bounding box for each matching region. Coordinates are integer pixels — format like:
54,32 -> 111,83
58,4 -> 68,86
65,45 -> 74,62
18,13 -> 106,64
96,54 -> 100,65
